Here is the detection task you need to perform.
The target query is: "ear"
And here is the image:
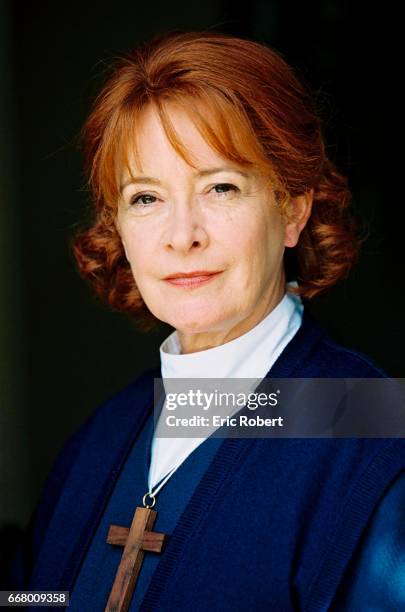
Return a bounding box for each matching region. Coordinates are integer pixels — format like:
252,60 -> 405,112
284,189 -> 314,248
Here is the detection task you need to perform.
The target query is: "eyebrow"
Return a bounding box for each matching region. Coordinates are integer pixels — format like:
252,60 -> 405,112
119,167 -> 250,194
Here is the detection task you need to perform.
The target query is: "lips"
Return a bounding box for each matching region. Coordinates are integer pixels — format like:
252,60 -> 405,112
164,270 -> 221,280
163,270 -> 222,288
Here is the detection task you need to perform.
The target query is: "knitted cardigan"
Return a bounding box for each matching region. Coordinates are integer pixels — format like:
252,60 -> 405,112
6,309 -> 405,611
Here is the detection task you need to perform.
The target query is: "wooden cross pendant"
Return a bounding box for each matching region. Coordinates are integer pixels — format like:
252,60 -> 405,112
105,506 -> 168,612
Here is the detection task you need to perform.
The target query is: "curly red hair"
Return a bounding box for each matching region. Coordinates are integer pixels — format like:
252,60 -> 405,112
71,30 -> 360,331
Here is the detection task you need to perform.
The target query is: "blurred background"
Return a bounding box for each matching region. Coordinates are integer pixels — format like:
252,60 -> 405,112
0,0 -> 402,551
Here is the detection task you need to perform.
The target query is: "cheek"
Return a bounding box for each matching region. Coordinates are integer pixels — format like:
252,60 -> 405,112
259,208 -> 285,262
246,227 -> 284,305
236,212 -> 284,275
127,251 -> 153,292
119,227 -> 151,283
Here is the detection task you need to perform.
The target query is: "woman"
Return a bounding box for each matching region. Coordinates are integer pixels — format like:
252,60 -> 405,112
7,31 -> 405,610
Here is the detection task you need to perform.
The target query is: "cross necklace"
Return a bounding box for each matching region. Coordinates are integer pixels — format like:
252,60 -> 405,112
104,454 -> 183,611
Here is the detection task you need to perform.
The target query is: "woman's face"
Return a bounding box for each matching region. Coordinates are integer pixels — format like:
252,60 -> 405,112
116,103 -> 310,352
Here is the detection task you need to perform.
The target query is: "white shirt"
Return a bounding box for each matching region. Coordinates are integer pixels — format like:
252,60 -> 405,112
148,286 -> 303,495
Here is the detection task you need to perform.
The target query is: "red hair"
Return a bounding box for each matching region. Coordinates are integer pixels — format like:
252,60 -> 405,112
71,30 -> 360,331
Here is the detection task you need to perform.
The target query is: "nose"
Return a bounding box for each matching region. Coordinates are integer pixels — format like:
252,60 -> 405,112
164,196 -> 209,254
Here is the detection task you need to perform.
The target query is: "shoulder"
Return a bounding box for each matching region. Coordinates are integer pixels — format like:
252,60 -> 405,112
5,366 -> 159,588
297,310 -> 389,378
50,365 -> 161,481
316,335 -> 387,377
81,365 -> 160,429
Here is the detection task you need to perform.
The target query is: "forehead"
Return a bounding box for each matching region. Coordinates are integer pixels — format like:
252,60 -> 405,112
120,102 -> 245,181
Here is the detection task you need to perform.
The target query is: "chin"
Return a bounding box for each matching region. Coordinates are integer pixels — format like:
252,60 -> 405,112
164,309 -> 229,335
171,318 -> 220,335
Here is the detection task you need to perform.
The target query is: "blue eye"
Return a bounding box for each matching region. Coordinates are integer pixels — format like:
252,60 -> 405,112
212,183 -> 238,195
130,193 -> 157,207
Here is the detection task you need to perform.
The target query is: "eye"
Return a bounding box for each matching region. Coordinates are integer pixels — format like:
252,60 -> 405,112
210,183 -> 239,197
130,193 -> 158,207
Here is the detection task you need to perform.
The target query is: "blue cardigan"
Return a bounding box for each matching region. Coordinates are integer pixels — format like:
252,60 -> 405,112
6,309 -> 405,610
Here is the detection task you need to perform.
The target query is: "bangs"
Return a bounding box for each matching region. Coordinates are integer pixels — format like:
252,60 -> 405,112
99,87 -> 282,210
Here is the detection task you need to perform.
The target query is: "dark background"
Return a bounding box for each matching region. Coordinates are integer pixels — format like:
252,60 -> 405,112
0,0 -> 402,535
